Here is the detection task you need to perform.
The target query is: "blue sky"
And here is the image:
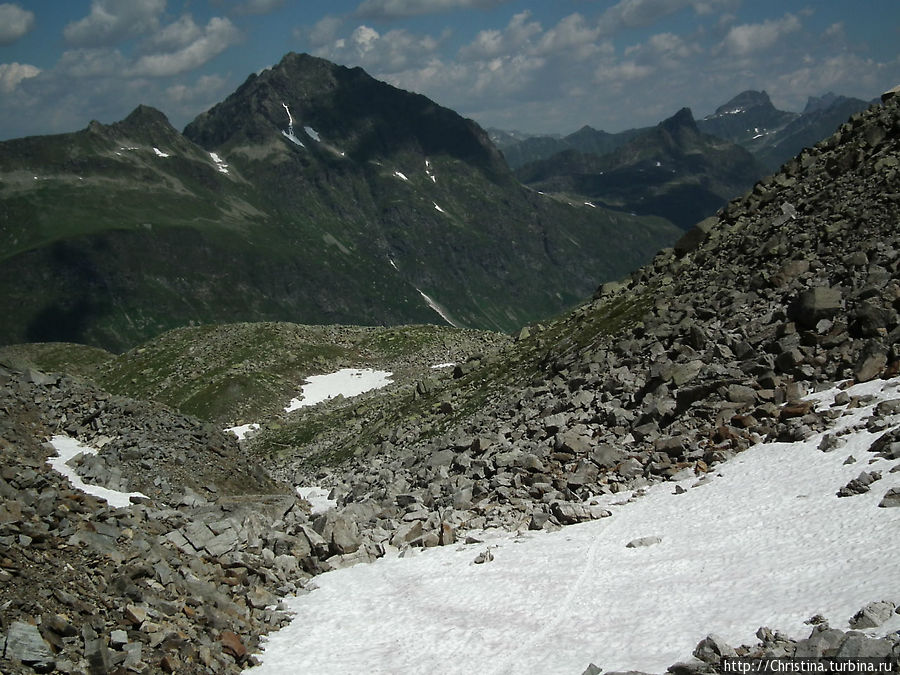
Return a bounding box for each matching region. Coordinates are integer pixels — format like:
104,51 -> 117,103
1,0 -> 898,140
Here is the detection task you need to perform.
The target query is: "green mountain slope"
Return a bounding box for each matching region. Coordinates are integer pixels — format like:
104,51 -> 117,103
0,53 -> 680,351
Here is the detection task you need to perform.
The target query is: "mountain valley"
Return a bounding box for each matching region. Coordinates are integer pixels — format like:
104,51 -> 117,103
0,58 -> 899,674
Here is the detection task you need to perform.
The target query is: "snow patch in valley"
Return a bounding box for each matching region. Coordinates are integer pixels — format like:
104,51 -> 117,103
393,170 -> 409,181
430,362 -> 455,369
248,377 -> 900,674
224,423 -> 259,440
584,201 -> 596,208
304,126 -> 320,141
284,368 -> 393,413
296,487 -> 337,515
47,435 -> 148,509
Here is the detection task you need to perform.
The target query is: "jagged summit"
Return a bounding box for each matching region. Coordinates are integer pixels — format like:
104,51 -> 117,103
184,51 -> 509,182
657,106 -> 698,135
709,89 -> 775,116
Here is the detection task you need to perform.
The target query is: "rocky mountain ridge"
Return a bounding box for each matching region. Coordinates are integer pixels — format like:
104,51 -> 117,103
0,53 -> 679,352
1,87 -> 899,672
515,107 -> 766,229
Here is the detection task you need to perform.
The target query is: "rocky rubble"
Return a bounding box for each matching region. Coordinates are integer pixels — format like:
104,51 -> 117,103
651,600 -> 900,675
263,89 -> 900,553
0,364 -> 362,674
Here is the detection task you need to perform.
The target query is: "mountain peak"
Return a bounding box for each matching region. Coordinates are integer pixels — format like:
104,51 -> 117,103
803,92 -> 841,113
658,107 -> 697,134
713,90 -> 774,116
121,104 -> 173,129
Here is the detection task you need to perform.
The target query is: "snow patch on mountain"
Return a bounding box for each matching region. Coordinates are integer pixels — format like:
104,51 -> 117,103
209,152 -> 229,174
224,423 -> 259,440
417,289 -> 459,328
153,147 -> 170,158
47,435 -> 149,508
393,170 -> 409,182
304,126 -> 320,141
284,369 -> 394,413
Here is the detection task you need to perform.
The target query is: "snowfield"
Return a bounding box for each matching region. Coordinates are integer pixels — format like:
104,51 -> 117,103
284,368 -> 393,413
248,378 -> 900,674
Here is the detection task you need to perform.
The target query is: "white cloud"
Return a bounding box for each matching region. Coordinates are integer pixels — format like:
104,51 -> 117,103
597,0 -> 736,34
141,15 -> 204,53
166,74 -> 227,103
459,11 -> 541,61
719,13 -> 801,57
130,17 -> 241,77
316,23 -> 445,73
57,48 -> 128,78
535,13 -> 609,60
355,0 -> 509,20
0,3 -> 35,45
64,0 -> 166,47
772,53 -> 898,110
0,62 -> 40,93
302,15 -> 345,48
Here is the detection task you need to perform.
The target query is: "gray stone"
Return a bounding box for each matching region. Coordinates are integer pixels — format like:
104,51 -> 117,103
568,459 -> 599,487
692,633 -> 737,663
879,487 -> 900,508
726,384 -> 757,403
5,621 -> 54,670
84,636 -> 110,674
835,633 -> 894,658
790,286 -> 842,328
556,430 -> 592,455
592,444 -> 624,469
330,515 -> 361,555
794,627 -> 847,657
551,501 -> 594,524
849,601 -> 896,628
626,535 -> 662,548
855,351 -> 887,383
618,458 -> 644,479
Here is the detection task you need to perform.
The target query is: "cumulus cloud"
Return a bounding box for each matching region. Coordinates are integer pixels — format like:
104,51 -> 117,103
64,0 -> 166,47
0,3 -> 35,45
459,11 -> 541,61
57,48 -> 129,78
300,15 -> 345,48
0,62 -> 40,93
355,0 -> 510,20
719,13 -> 801,57
317,24 -> 444,73
130,17 -> 241,77
141,15 -> 204,53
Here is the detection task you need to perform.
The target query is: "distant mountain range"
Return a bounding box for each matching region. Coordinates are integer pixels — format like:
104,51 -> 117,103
493,89 -> 872,231
491,90 -> 872,172
514,107 -> 766,230
0,53 -> 679,351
